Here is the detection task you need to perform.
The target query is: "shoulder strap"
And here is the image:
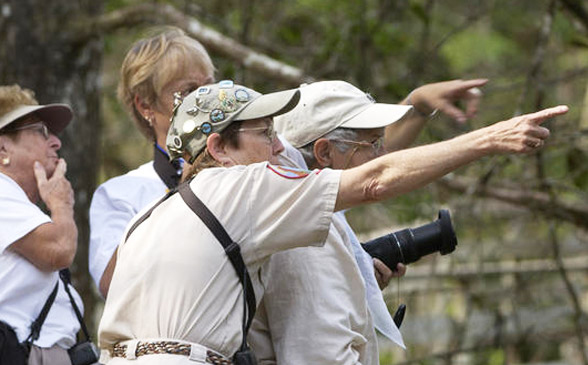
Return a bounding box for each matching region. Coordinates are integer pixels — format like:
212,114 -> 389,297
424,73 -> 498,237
153,144 -> 182,189
25,280 -> 59,344
125,188 -> 177,242
59,269 -> 91,342
177,182 -> 257,347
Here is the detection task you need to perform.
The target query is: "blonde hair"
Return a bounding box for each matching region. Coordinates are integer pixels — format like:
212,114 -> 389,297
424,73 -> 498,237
0,85 -> 38,118
118,27 -> 215,141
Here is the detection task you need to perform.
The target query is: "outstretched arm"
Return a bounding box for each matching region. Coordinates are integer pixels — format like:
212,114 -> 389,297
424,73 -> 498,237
385,79 -> 488,152
337,105 -> 568,211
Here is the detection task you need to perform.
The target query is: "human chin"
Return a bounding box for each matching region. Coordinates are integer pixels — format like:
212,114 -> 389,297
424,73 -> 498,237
44,158 -> 58,178
268,154 -> 281,165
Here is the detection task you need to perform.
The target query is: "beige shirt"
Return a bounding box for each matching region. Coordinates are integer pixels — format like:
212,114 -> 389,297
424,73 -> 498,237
98,162 -> 340,363
249,212 -> 378,365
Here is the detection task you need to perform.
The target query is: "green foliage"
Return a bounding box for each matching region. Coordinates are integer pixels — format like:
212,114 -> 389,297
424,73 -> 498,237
440,28 -> 519,74
487,349 -> 505,365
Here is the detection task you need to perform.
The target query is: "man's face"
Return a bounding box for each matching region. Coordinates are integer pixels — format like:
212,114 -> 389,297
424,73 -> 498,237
225,117 -> 284,166
3,114 -> 63,178
329,128 -> 385,169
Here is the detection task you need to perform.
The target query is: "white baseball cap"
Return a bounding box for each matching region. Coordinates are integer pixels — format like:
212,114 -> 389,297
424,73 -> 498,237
274,80 -> 412,148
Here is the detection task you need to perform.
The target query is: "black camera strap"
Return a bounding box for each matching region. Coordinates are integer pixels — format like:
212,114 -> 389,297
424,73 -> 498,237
24,268 -> 90,345
59,269 -> 91,342
25,281 -> 59,346
177,182 -> 257,357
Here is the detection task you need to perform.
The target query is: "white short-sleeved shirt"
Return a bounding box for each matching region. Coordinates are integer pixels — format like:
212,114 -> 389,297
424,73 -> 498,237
0,173 -> 82,348
89,161 -> 167,288
249,213 -> 378,365
98,162 -> 341,363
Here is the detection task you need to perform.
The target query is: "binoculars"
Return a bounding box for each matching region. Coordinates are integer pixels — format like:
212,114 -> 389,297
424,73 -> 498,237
362,209 -> 458,270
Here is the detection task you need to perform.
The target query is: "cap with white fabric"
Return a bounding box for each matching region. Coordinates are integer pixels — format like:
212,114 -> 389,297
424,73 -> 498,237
274,80 -> 412,148
167,80 -> 300,162
0,84 -> 72,134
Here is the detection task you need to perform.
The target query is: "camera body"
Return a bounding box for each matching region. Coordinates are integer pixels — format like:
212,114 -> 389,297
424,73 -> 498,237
68,341 -> 100,365
362,209 -> 458,270
233,348 -> 258,365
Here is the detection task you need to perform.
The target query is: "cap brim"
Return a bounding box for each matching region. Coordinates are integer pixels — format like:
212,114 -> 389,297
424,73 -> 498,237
235,89 -> 301,122
0,104 -> 72,133
340,103 -> 413,129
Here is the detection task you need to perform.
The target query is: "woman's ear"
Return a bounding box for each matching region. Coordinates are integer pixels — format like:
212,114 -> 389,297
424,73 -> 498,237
206,133 -> 235,167
0,137 -> 11,167
133,94 -> 154,123
313,138 -> 333,168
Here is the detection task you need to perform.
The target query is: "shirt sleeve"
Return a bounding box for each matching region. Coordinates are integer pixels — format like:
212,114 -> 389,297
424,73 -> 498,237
0,177 -> 50,253
88,184 -> 137,288
245,164 -> 341,261
195,163 -> 341,264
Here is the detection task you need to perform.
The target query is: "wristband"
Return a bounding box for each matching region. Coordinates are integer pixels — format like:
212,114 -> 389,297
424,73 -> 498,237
406,92 -> 438,118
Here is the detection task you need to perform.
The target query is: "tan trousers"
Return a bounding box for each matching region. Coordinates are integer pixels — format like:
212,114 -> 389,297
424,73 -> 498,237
28,345 -> 72,365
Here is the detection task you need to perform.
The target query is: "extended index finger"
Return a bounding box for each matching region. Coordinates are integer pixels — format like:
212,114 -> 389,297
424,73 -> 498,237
526,105 -> 569,124
453,78 -> 489,94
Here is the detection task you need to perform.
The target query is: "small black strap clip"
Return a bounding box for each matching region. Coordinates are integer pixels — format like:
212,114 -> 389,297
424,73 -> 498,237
225,242 -> 241,256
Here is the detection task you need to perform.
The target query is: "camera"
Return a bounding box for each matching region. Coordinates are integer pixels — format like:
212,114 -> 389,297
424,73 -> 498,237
68,341 -> 100,365
233,348 -> 258,365
362,209 -> 457,270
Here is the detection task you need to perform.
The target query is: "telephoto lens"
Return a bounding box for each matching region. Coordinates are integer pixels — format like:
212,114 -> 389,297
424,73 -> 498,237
362,209 -> 457,270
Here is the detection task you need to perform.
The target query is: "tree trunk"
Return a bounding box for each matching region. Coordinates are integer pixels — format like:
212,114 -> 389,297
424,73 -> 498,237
0,0 -> 103,335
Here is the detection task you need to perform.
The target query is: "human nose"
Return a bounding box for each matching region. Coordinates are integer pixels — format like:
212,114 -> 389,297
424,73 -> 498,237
273,135 -> 284,155
373,138 -> 386,157
374,145 -> 386,158
48,133 -> 62,151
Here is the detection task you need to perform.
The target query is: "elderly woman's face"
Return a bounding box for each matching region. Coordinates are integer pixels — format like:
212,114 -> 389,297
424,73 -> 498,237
152,70 -> 214,143
3,115 -> 62,179
224,118 -> 285,166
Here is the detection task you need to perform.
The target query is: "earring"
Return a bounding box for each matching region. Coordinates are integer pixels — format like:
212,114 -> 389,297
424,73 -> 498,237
1,157 -> 9,166
144,115 -> 154,127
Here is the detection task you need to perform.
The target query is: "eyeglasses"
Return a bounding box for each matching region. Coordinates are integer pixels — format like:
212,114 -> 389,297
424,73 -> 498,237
329,137 -> 385,169
237,123 -> 278,143
329,137 -> 384,152
1,122 -> 50,139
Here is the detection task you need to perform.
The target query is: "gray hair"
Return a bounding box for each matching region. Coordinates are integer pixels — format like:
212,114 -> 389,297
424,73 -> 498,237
297,127 -> 361,168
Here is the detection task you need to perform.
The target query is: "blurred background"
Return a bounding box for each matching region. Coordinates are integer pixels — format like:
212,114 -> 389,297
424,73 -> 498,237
1,0 -> 587,363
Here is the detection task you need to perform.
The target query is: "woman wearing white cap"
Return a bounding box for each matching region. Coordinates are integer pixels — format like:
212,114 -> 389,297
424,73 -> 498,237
0,85 -> 83,365
98,80 -> 566,365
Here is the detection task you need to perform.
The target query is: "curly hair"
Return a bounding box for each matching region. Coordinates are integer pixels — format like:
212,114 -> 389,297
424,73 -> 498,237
0,85 -> 38,118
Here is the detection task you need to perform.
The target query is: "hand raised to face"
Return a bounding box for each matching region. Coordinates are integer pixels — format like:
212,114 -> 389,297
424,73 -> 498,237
34,158 -> 74,211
